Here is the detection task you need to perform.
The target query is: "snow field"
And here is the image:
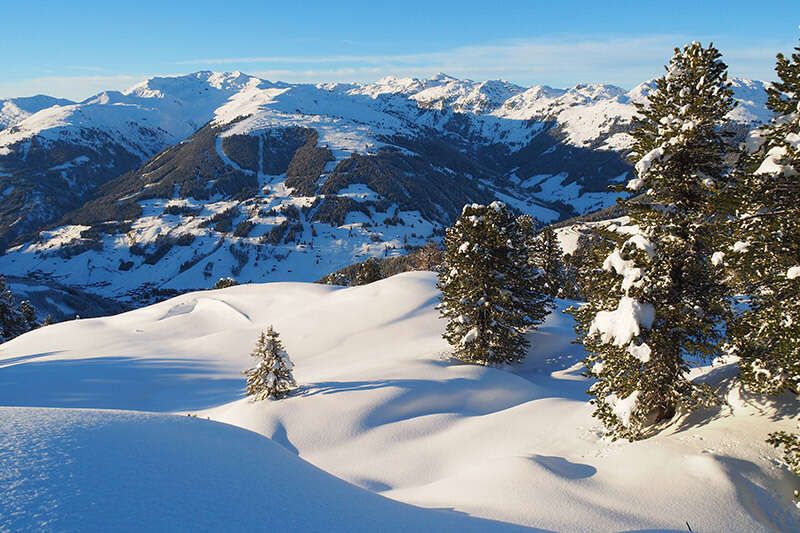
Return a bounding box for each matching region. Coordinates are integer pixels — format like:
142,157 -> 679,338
0,272 -> 797,530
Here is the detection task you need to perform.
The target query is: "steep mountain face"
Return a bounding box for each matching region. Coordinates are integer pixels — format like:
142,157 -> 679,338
0,71 -> 259,250
0,72 -> 769,309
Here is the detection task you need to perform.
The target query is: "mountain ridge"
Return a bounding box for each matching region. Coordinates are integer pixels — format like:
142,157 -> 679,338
0,71 -> 771,312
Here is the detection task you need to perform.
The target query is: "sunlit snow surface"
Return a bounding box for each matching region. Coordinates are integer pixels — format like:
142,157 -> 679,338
0,272 -> 797,531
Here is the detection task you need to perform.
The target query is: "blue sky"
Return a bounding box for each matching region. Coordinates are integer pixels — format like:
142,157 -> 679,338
1,0 -> 798,99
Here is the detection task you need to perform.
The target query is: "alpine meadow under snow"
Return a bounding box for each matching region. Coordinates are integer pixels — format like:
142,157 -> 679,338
1,273 -> 798,531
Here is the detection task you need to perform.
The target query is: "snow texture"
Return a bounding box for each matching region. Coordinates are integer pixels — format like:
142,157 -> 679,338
0,273 -> 797,531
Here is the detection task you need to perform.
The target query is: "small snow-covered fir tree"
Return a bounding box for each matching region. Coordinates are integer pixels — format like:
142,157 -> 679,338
570,42 -> 735,440
438,202 -> 551,365
727,44 -> 800,396
244,326 -> 297,400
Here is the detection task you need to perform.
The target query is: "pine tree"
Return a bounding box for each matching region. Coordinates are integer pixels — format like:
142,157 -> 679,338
562,231 -> 601,300
243,326 -> 297,400
352,257 -> 382,286
570,42 -> 735,440
19,300 -> 39,330
727,44 -> 800,396
724,44 -> 800,507
438,202 -> 551,365
411,241 -> 443,271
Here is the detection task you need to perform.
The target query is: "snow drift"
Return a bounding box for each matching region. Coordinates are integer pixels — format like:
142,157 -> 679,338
0,407 -> 524,532
0,272 -> 797,531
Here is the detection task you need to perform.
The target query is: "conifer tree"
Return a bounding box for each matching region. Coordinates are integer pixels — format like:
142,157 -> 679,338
725,44 -> 800,506
438,202 -> 550,365
19,300 -> 39,330
570,42 -> 735,440
244,326 -> 297,400
727,44 -> 800,397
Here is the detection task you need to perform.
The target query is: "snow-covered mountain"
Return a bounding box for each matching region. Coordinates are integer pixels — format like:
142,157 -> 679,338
1,273 -> 797,530
0,71 -> 259,250
0,72 -> 770,309
0,94 -> 75,130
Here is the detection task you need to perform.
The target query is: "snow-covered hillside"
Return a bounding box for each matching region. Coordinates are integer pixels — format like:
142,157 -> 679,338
1,407 -> 524,531
0,72 -> 771,311
0,72 -> 264,253
1,273 -> 797,530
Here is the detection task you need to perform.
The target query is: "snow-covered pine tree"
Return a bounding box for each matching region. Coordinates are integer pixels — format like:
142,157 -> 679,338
438,203 -> 551,365
517,215 -> 560,304
19,300 -> 38,329
727,44 -> 800,397
724,45 -> 800,506
570,42 -> 735,440
243,326 -> 297,400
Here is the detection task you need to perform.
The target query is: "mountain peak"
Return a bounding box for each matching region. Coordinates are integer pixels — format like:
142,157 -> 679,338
429,72 -> 460,83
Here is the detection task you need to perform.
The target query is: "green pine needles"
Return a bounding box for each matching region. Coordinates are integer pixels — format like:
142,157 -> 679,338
571,42 -> 735,440
244,326 -> 297,400
727,44 -> 800,397
438,202 -> 552,365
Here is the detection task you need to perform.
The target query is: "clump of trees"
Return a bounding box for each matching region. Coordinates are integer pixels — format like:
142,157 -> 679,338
244,326 -> 297,400
317,242 -> 444,287
564,40 -> 798,504
213,277 -> 239,289
0,277 -> 41,343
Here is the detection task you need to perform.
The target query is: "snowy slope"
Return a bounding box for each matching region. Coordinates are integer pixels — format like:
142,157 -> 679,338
1,407 -> 525,532
1,273 -> 797,531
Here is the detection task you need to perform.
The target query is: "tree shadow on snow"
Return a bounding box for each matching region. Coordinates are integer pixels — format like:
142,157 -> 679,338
302,377 -> 543,428
713,455 -> 799,531
528,454 -> 597,479
671,363 -> 799,435
0,351 -> 65,367
268,421 -> 299,455
0,356 -> 242,412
